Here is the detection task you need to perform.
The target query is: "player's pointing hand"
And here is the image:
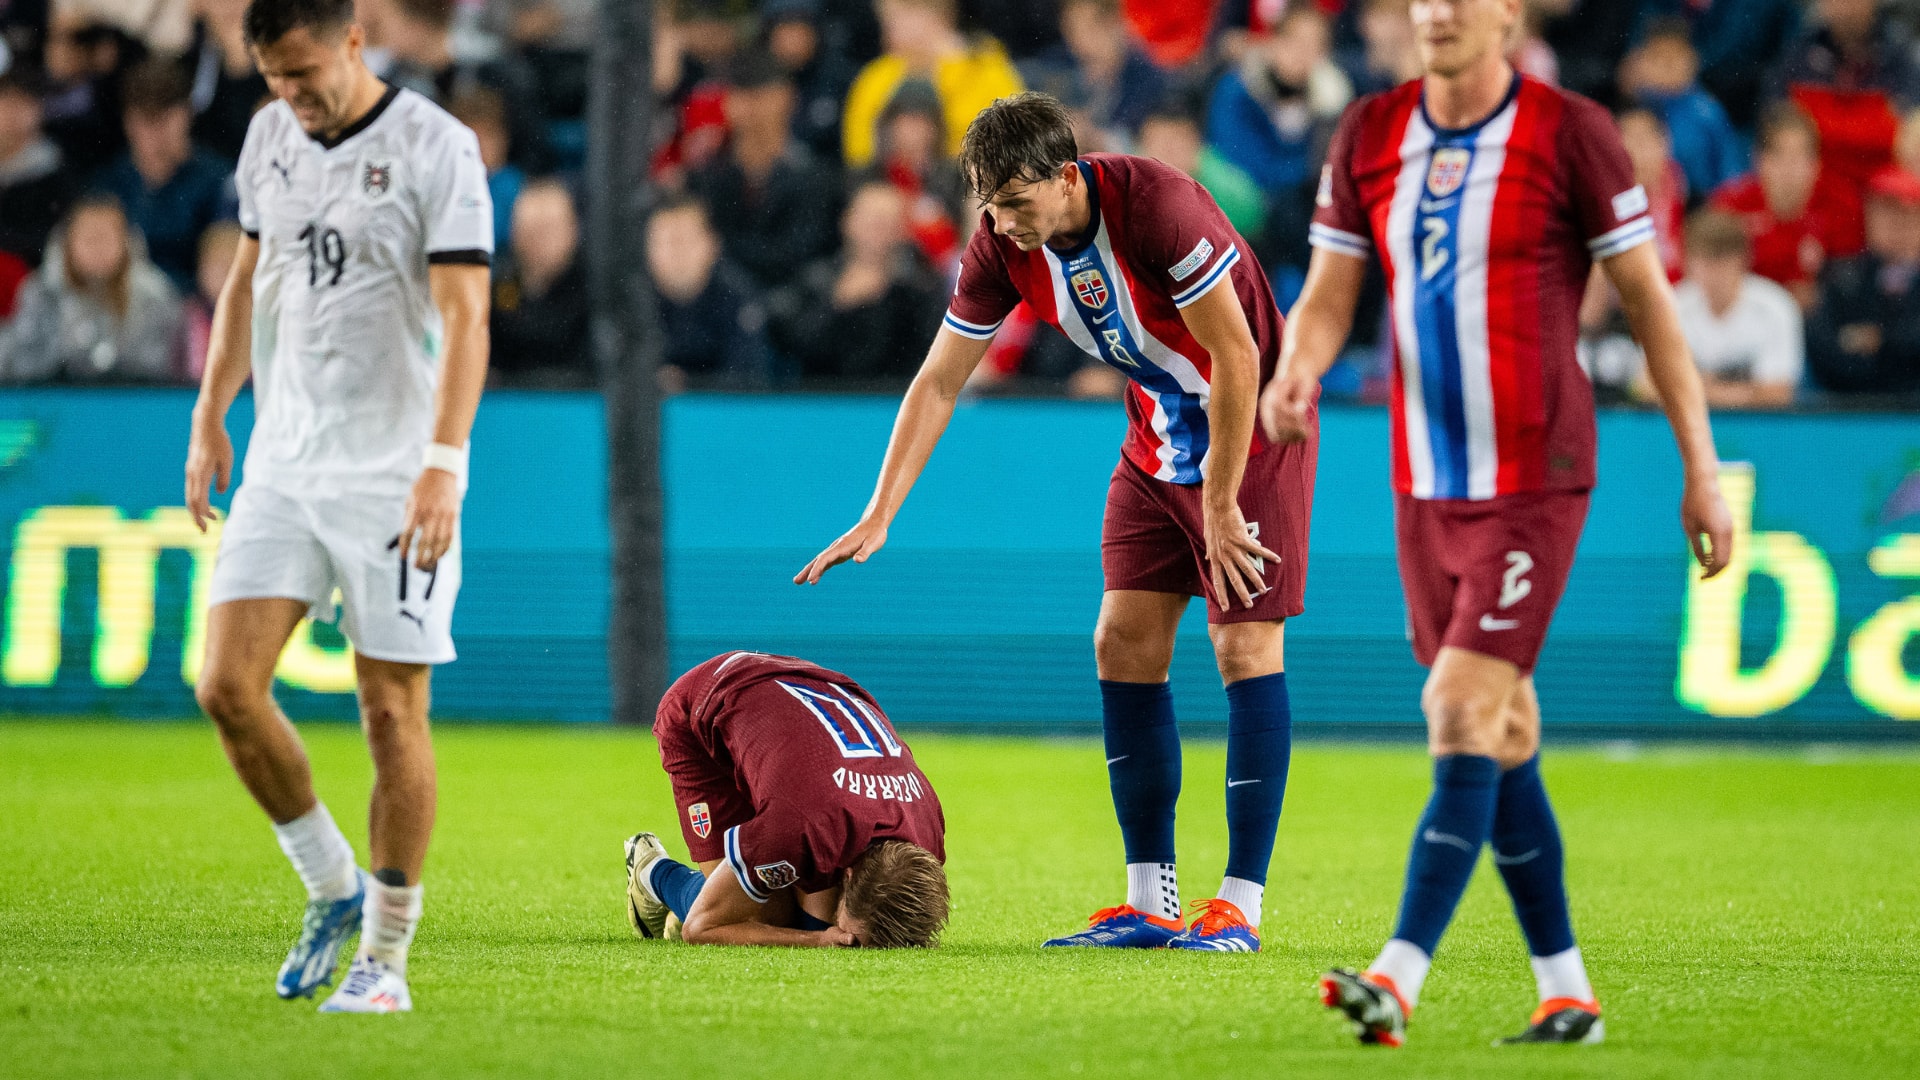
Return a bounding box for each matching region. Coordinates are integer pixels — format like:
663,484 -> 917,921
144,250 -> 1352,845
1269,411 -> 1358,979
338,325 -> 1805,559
795,517 -> 889,585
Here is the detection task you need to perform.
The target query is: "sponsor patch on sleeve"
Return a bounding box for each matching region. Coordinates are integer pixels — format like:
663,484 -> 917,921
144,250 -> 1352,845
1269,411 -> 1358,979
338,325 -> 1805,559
1169,237 -> 1215,282
1612,184 -> 1650,222
1316,164 -> 1334,209
755,861 -> 798,891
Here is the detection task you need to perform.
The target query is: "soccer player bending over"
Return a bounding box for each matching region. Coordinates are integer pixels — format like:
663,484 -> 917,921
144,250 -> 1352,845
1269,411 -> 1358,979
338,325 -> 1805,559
183,0 -> 492,1013
798,93 -> 1315,952
624,652 -> 949,949
1263,0 -> 1734,1047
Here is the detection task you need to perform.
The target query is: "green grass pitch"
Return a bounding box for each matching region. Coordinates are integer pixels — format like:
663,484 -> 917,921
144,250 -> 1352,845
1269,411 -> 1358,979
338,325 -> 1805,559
2,721 -> 1917,1079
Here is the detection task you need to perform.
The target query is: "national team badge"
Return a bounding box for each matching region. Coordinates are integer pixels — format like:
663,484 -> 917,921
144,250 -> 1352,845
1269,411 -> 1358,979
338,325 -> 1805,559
688,802 -> 711,839
1425,148 -> 1471,197
1071,269 -> 1109,309
755,861 -> 798,891
361,158 -> 395,200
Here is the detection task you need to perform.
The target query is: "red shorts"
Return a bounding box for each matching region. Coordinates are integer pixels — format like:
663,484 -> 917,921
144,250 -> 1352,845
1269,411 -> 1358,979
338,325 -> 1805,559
1394,490 -> 1589,674
1102,439 -> 1316,624
653,704 -> 754,867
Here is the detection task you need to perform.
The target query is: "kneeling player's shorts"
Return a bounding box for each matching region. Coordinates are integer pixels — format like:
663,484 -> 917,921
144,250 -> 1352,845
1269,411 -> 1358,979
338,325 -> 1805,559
1101,439 -> 1316,624
1394,490 -> 1589,674
207,483 -> 461,665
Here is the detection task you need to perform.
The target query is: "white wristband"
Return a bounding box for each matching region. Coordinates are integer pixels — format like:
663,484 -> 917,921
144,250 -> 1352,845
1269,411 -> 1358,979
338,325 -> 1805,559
421,442 -> 466,479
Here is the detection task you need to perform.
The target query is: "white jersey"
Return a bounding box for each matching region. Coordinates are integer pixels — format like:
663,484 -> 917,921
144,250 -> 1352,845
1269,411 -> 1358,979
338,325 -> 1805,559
236,86 -> 492,497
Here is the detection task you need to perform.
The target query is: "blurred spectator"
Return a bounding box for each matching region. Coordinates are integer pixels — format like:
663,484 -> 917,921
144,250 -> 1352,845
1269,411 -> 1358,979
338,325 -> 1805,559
92,59 -> 235,293
1770,0 -> 1920,190
381,0 -> 552,172
1619,17 -> 1747,200
1898,105 -> 1920,174
648,1 -> 743,183
768,179 -> 942,378
763,0 -> 859,162
490,178 -> 591,385
1673,209 -> 1802,409
1508,0 -> 1560,85
0,195 -> 182,384
63,0 -> 191,55
965,0 -> 1062,59
0,69 -> 76,266
687,52 -> 840,289
1538,0 -> 1646,103
1023,0 -> 1167,152
484,0 -> 595,119
1125,0 -> 1214,69
1206,6 -> 1351,197
185,0 -> 268,161
841,0 -> 1022,168
1617,106 -> 1687,281
449,88 -> 522,259
1806,167 -> 1920,395
176,218 -> 239,381
1338,0 -> 1420,96
40,11 -> 132,176
645,194 -> 773,390
858,81 -> 963,269
1135,104 -> 1267,244
1711,104 -> 1865,307
0,248 -> 27,317
1676,0 -> 1801,130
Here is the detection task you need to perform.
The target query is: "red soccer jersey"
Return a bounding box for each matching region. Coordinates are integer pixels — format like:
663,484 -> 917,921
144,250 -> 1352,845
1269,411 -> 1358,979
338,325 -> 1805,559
655,652 -> 945,898
1311,76 -> 1650,500
1709,172 -> 1866,295
946,153 -> 1284,485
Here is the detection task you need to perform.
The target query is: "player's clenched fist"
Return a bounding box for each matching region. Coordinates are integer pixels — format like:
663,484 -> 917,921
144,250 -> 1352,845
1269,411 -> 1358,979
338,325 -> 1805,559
184,414 -> 233,533
794,517 -> 889,585
399,468 -> 461,570
1258,368 -> 1318,446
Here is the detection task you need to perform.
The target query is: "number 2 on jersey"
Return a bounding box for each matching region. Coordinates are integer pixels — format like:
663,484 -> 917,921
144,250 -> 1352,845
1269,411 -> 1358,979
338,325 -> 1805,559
298,223 -> 346,287
1420,217 -> 1450,282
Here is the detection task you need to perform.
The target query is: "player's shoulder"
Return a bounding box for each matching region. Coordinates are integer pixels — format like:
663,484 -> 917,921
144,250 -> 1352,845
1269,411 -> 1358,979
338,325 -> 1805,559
1084,152 -> 1216,213
243,98 -> 298,147
1339,79 -> 1424,130
384,87 -> 477,149
1522,77 -> 1617,138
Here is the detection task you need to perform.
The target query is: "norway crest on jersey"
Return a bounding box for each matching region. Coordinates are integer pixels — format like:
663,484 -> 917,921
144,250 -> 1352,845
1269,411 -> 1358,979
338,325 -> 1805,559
1071,268 -> 1109,309
688,802 -> 712,839
360,157 -> 396,201
1425,148 -> 1471,198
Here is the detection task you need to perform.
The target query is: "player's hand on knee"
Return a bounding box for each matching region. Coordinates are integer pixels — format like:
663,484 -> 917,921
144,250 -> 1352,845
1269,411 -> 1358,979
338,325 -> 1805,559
794,518 -> 888,585
184,421 -> 233,532
1202,501 -> 1282,611
400,468 -> 461,570
1259,370 -> 1317,445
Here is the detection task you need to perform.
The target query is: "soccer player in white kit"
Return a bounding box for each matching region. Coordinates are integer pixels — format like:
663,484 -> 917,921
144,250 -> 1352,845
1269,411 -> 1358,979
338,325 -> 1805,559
182,0 -> 491,1014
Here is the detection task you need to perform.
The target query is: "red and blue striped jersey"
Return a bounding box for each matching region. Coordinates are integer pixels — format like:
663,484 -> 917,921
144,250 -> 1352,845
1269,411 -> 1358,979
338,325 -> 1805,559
947,153 -> 1284,485
1312,76 -> 1653,500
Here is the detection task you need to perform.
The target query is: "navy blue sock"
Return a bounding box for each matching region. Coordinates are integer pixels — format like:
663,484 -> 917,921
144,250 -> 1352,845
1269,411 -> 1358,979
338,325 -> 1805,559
1223,672 -> 1292,885
795,910 -> 832,931
1391,754 -> 1502,955
648,857 -> 707,921
1492,755 -> 1576,957
1099,680 -> 1181,865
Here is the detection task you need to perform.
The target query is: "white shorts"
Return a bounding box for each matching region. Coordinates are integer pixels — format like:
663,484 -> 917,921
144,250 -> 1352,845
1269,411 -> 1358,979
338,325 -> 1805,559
207,483 -> 461,665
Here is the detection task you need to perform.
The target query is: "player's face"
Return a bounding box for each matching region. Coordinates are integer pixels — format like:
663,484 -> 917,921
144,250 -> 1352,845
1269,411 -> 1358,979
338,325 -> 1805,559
1409,0 -> 1519,78
982,163 -> 1081,251
252,24 -> 367,137
835,898 -> 868,948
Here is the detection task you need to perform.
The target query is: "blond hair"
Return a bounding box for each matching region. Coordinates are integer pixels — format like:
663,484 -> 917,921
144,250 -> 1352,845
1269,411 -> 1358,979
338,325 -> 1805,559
842,841 -> 949,949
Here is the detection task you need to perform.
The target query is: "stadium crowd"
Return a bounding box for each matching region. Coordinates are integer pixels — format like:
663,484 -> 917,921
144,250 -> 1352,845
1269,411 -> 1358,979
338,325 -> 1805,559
0,0 -> 1918,407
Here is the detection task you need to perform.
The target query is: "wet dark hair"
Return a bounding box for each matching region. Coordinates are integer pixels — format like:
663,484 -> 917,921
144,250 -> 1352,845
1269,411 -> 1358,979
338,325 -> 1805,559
243,0 -> 355,46
958,91 -> 1079,202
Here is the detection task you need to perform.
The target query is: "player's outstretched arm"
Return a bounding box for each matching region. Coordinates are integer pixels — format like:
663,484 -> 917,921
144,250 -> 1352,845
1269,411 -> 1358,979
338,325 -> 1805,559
1260,249 -> 1366,444
399,263 -> 492,571
186,234 -> 261,532
1603,242 -> 1735,578
680,863 -> 855,947
794,328 -> 993,585
1180,282 -> 1283,611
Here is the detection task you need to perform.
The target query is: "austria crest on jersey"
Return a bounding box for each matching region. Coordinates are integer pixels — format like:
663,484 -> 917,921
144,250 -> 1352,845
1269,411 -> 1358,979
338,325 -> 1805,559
360,156 -> 396,202
1426,147 -> 1471,197
688,802 -> 712,839
1071,268 -> 1109,309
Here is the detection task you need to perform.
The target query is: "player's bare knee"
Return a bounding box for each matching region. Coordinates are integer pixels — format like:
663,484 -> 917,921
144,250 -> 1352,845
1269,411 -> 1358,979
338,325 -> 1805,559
1207,623 -> 1284,684
1093,620 -> 1173,681
194,674 -> 267,731
1422,689 -> 1506,757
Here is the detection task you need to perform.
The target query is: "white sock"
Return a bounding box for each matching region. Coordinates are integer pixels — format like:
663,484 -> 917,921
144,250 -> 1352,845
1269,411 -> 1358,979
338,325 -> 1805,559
1125,862 -> 1180,920
1216,876 -> 1263,928
1531,946 -> 1594,1004
1368,938 -> 1433,1007
271,803 -> 359,902
360,879 -> 424,974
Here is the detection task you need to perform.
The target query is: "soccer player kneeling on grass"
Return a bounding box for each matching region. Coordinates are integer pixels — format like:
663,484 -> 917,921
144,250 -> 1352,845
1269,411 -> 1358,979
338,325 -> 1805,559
624,652 -> 949,949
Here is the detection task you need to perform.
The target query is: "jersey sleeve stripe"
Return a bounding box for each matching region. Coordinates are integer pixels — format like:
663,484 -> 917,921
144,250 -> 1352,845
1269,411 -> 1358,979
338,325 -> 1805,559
243,228 -> 260,241
723,826 -> 770,903
1170,244 -> 1241,308
1308,223 -> 1372,257
942,310 -> 1003,339
1586,218 -> 1655,260
427,249 -> 492,265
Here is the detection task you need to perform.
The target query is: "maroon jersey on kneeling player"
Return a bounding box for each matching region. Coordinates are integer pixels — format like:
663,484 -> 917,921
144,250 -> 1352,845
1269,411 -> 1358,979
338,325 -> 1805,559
654,652 -> 945,902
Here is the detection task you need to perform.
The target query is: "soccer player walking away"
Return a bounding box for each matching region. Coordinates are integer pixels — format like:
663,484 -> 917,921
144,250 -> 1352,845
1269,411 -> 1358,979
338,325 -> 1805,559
182,0 -> 492,1014
798,92 -> 1315,953
1262,0 -> 1734,1047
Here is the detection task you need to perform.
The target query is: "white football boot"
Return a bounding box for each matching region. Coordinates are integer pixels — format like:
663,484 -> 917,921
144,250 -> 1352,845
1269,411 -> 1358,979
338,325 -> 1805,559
318,955 -> 412,1013
623,832 -> 672,940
